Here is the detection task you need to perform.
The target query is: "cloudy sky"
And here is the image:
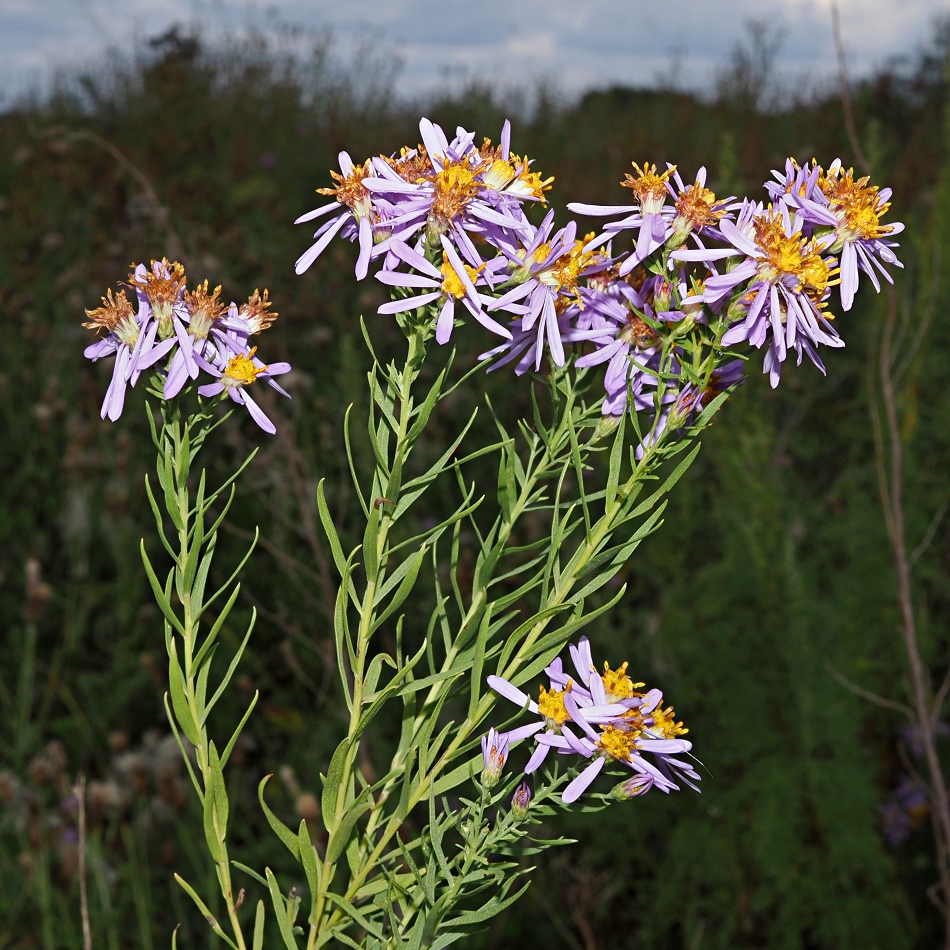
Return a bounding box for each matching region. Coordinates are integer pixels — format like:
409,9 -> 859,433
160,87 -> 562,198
1,0 -> 946,102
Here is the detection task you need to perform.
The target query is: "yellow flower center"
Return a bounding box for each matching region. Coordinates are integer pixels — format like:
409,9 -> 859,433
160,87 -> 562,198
538,682 -> 572,727
317,159 -> 374,216
819,166 -> 894,241
83,289 -> 138,347
622,162 -> 676,214
537,236 -> 601,302
440,256 -> 485,299
430,161 -> 484,223
674,182 -> 722,231
598,724 -> 639,761
752,211 -> 836,295
649,704 -> 689,738
600,661 -> 645,702
186,280 -> 225,341
223,348 -> 267,387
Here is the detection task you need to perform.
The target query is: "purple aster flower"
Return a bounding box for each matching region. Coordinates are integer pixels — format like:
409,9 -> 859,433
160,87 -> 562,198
610,774 -> 655,799
515,636 -> 698,804
375,237 -> 511,344
570,165 -> 738,270
673,359 -> 746,419
486,666 -> 629,776
674,201 -> 842,388
363,118 -> 530,257
480,727 -> 509,789
295,152 -> 385,279
486,212 -> 610,368
478,119 -> 554,207
196,346 -> 291,435
782,160 -> 904,311
82,287 -> 153,421
572,283 -> 680,417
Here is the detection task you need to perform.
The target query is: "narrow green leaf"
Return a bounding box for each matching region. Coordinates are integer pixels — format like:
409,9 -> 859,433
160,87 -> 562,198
140,541 -> 185,636
265,869 -> 300,950
605,409 -> 626,509
174,874 -> 238,950
252,900 -> 265,950
167,639 -> 201,746
321,740 -> 350,832
317,480 -> 350,578
258,775 -> 301,860
202,610 -> 256,724
221,691 -> 258,768
296,820 -> 321,923
324,797 -> 373,865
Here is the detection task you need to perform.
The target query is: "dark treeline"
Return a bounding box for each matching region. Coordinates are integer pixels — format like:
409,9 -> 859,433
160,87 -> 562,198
1,20 -> 950,949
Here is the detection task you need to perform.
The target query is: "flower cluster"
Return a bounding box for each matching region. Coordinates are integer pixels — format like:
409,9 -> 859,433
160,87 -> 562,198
485,637 -> 699,804
82,260 -> 291,433
297,120 -> 902,423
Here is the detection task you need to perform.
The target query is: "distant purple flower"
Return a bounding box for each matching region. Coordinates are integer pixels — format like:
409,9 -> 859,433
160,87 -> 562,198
881,776 -> 929,847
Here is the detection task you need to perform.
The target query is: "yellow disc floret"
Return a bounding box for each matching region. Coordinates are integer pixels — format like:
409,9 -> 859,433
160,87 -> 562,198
818,165 -> 895,242
597,724 -> 639,761
752,210 -> 837,296
440,255 -> 485,299
429,160 -> 485,223
223,347 -> 267,387
649,703 -> 689,738
318,159 -> 374,217
600,661 -> 645,702
83,288 -> 139,347
538,682 -> 572,728
622,162 -> 676,215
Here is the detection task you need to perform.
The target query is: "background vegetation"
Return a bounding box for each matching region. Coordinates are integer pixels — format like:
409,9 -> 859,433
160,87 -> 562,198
1,18 -> 949,949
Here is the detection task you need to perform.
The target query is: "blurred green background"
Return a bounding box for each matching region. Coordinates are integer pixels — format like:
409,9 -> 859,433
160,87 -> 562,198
1,19 -> 950,950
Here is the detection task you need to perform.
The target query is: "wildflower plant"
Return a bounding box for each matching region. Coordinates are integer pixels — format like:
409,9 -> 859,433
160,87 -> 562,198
82,119 -> 902,948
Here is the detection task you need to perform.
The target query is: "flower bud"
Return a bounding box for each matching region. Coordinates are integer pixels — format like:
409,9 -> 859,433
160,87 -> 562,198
610,774 -> 654,800
511,781 -> 532,819
480,728 -> 509,790
591,413 -> 621,443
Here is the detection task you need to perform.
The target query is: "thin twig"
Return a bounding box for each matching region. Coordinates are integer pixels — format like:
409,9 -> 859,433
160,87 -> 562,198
829,0 -> 872,175
877,282 -> 950,943
825,661 -> 915,720
910,501 -> 948,567
40,125 -> 185,260
74,774 -> 92,950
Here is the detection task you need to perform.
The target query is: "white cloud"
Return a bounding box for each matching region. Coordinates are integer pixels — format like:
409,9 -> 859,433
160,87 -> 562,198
0,0 -> 945,103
